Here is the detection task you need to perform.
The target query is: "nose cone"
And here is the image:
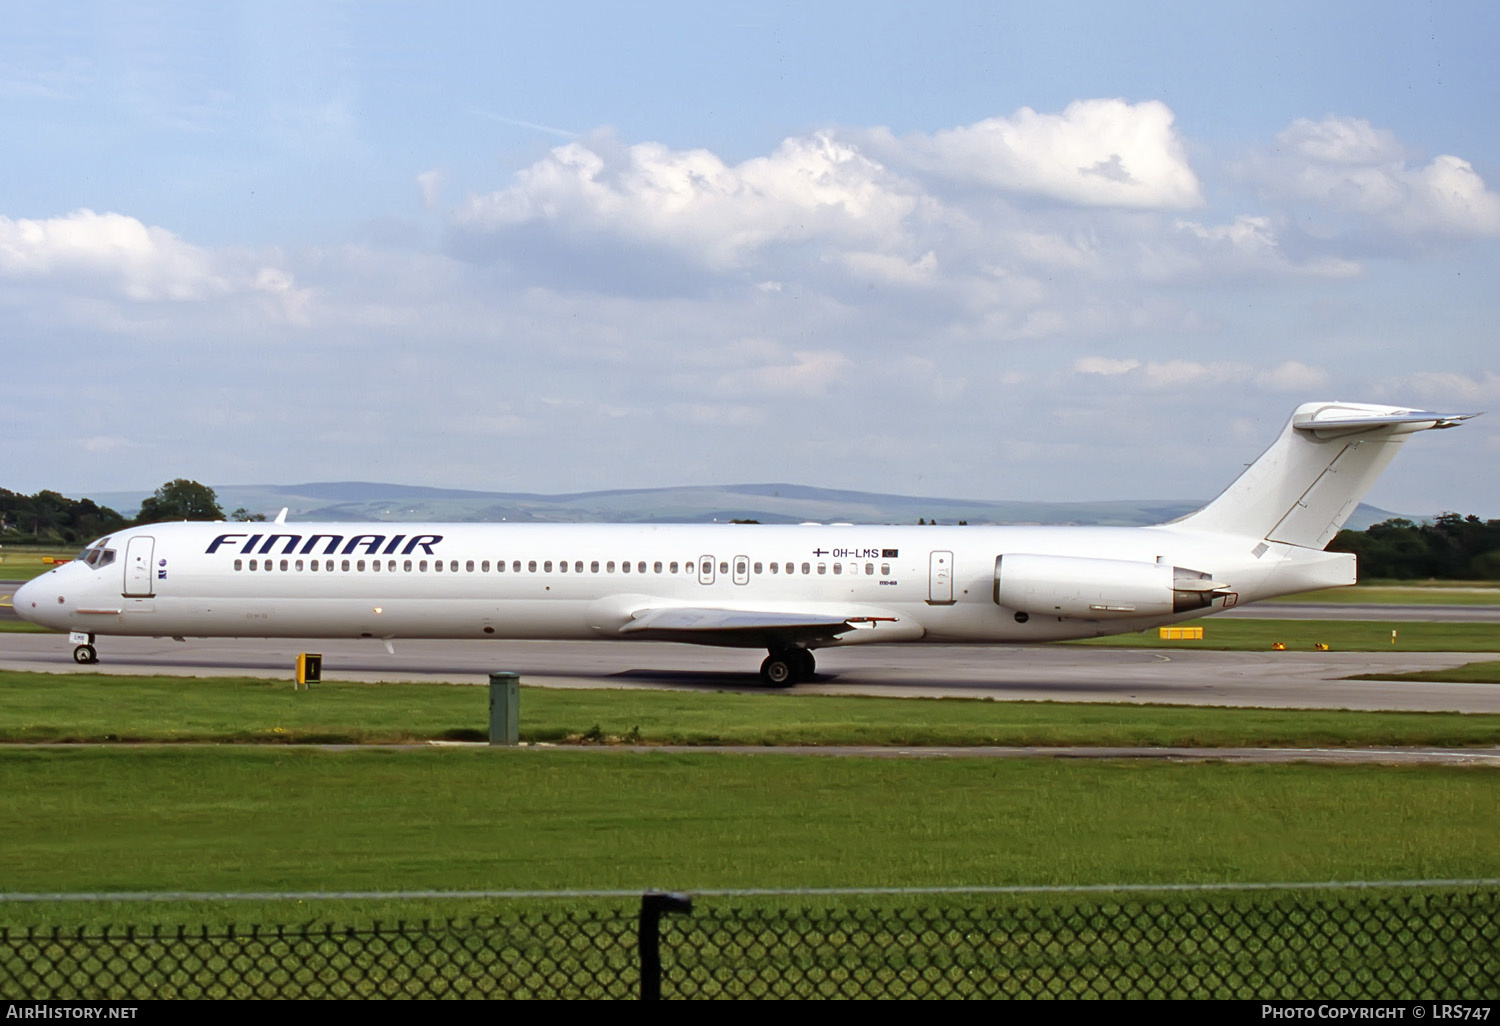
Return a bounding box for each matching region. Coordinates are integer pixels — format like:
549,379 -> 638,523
11,577 -> 43,625
12,574 -> 63,629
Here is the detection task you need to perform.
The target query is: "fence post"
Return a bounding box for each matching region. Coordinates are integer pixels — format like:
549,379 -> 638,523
638,890 -> 693,1000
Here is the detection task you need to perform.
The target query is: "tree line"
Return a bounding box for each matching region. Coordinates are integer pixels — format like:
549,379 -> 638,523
4,483 -> 1498,580
0,480 -> 263,547
1328,513 -> 1500,581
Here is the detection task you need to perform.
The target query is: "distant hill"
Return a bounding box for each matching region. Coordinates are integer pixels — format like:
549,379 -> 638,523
86,481 -> 1409,531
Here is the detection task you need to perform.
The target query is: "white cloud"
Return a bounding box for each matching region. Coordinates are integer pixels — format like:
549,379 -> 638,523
1385,371 -> 1500,404
0,209 -> 225,300
1072,357 -> 1329,392
416,169 -> 443,208
0,209 -> 307,312
877,99 -> 1203,209
1254,360 -> 1330,392
1074,356 -> 1141,376
458,131 -> 921,270
1251,116 -> 1500,238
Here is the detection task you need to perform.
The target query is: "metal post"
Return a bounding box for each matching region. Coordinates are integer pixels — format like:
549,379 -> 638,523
488,672 -> 520,745
638,891 -> 693,1000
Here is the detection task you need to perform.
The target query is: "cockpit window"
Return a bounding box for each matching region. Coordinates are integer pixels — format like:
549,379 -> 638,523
78,537 -> 117,570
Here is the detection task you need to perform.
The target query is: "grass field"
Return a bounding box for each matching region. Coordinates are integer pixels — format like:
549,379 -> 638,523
3,672 -> 1500,747
1268,582 -> 1500,604
1073,618 -> 1500,651
0,747 -> 1494,925
0,549 -> 75,582
1349,660 -> 1500,685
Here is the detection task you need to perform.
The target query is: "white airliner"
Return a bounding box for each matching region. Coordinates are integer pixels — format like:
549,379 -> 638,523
12,402 -> 1473,685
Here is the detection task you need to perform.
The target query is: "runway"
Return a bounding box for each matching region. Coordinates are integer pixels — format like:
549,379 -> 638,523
1,632 -> 1498,713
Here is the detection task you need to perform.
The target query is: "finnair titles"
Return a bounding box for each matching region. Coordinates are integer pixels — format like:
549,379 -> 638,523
13,402 -> 1474,686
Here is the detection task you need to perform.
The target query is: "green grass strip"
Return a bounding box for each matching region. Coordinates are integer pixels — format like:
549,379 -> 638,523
1348,660 -> 1500,685
2,672 -> 1499,748
0,748 -> 1494,903
1072,618 -> 1500,652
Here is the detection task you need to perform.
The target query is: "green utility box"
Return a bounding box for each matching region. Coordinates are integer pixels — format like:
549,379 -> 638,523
489,671 -> 520,745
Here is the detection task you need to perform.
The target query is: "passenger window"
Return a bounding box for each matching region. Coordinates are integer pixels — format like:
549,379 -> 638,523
654,561 -> 662,573
592,561 -> 600,573
719,562 -> 728,575
575,561 -> 583,573
265,561 -> 273,572
544,561 -> 553,573
866,563 -> 874,575
326,560 -> 334,572
281,559 -> 289,571
817,563 -> 826,575
802,563 -> 811,575
234,559 -> 243,571
558,560 -> 566,573
607,561 -> 616,572
310,560 -> 319,572
296,559 -> 305,571
450,560 -> 458,572
482,561 -> 490,572
404,559 -> 413,572
343,560 -> 351,571
637,561 -> 646,574
881,564 -> 890,575
435,560 -> 443,572
770,562 -> 778,574
372,560 -> 381,572
753,562 -> 762,574
420,560 -> 428,571
249,559 -> 258,571
701,560 -> 712,574
528,560 -> 537,572
669,561 -> 678,574
832,563 -> 842,575
358,560 -> 368,571
467,560 -> 475,572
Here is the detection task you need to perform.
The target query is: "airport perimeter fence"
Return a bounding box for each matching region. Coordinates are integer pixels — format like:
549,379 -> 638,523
1,883 -> 1496,1000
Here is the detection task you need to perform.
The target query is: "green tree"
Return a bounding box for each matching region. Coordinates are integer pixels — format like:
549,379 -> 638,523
135,479 -> 225,524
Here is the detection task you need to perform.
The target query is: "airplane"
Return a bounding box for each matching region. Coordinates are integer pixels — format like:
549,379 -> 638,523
12,401 -> 1474,686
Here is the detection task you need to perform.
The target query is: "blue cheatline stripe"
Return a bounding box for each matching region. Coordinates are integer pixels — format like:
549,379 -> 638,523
1,878 -> 1498,903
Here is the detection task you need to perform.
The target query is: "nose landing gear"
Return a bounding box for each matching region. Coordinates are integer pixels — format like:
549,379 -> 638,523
71,633 -> 99,664
759,647 -> 815,687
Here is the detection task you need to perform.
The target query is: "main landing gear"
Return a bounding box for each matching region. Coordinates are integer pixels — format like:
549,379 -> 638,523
759,648 -> 815,687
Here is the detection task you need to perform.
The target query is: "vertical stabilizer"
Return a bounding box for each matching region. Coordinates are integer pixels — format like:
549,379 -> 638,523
1171,402 -> 1473,548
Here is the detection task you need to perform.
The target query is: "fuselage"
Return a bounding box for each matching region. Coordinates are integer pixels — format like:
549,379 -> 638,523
14,518 -> 1353,647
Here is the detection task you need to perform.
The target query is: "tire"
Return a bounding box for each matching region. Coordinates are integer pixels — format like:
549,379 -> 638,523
73,645 -> 98,665
794,649 -> 816,680
760,653 -> 796,687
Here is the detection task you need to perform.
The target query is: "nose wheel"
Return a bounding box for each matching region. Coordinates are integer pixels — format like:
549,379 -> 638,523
73,644 -> 99,664
759,648 -> 815,687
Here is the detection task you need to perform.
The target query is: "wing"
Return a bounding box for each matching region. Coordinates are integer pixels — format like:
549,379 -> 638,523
618,607 -> 893,649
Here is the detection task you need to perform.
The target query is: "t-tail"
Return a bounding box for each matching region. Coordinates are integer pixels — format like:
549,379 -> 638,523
1171,401 -> 1475,548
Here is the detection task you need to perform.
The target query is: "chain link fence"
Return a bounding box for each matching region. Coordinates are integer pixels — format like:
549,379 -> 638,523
2,884 -> 1496,999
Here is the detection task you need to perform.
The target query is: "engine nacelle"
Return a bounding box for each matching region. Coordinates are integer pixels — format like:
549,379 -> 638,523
993,553 -> 1223,619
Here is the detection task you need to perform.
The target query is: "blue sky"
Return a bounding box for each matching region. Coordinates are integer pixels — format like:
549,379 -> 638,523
3,1 -> 1498,516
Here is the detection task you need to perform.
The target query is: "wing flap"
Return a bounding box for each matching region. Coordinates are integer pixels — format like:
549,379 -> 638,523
618,607 -> 911,648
